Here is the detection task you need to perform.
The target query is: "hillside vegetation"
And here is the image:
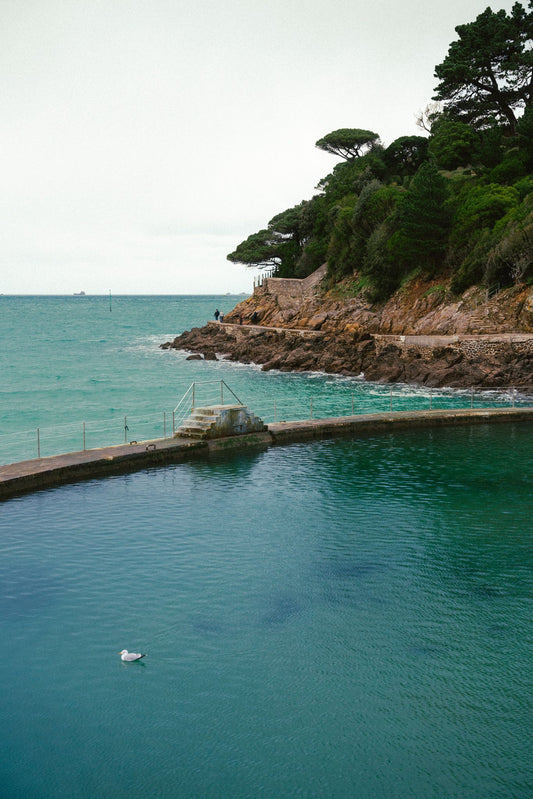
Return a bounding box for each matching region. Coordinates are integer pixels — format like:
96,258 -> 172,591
227,3 -> 533,303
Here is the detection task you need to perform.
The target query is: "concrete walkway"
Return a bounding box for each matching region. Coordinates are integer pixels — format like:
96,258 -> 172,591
209,320 -> 324,338
214,321 -> 533,346
1,407 -> 532,501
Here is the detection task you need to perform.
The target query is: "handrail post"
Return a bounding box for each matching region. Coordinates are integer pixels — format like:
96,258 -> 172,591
351,392 -> 354,415
221,380 -> 223,404
83,421 -> 86,451
274,398 -> 277,423
310,397 -> 313,419
192,382 -> 195,409
172,411 -> 175,435
389,387 -> 392,412
163,412 -> 166,438
37,428 -> 40,459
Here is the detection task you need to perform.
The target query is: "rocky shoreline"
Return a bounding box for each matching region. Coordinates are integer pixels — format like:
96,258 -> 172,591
161,271 -> 533,390
161,322 -> 533,390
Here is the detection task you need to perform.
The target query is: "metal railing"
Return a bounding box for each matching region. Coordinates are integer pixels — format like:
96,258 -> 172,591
0,382 -> 531,465
172,380 -> 244,433
253,267 -> 277,289
250,385 -> 532,424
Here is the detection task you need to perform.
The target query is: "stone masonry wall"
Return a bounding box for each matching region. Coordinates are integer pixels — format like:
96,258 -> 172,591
254,264 -> 327,301
373,334 -> 533,360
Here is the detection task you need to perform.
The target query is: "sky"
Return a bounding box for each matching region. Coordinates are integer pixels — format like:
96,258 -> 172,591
1,0 -> 518,294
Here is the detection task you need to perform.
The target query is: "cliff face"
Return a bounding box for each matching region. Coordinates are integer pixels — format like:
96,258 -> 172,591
225,271 -> 533,336
162,270 -> 533,390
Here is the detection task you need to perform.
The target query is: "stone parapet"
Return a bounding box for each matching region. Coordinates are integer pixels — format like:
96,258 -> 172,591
254,264 -> 327,300
373,333 -> 533,359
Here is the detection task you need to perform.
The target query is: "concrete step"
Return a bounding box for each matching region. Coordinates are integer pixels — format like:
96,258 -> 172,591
175,404 -> 266,440
188,414 -> 217,423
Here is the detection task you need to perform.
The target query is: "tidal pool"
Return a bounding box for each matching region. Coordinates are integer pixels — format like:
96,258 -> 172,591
1,424 -> 531,798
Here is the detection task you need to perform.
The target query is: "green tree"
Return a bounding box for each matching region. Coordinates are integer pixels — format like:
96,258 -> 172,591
315,128 -> 380,160
448,181 -> 521,291
451,182 -> 520,241
433,3 -> 533,133
485,205 -> 533,285
389,163 -> 450,275
384,136 -> 429,177
364,221 -> 401,300
227,229 -> 284,270
428,118 -> 478,169
316,151 -> 386,202
326,198 -> 358,280
227,202 -> 316,277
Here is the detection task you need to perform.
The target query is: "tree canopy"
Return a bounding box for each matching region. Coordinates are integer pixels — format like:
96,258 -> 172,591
226,202 -> 315,276
315,128 -> 380,160
227,3 -> 533,297
433,2 -> 533,133
384,136 -> 429,176
226,230 -> 282,270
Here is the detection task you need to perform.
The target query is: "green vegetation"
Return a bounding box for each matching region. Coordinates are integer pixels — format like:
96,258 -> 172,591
227,2 -> 533,299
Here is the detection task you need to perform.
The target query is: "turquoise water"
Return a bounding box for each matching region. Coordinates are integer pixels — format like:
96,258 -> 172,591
1,425 -> 532,797
1,296 -> 532,797
0,295 -> 526,465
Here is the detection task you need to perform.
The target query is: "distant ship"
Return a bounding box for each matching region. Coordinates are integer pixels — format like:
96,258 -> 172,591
73,291 -> 86,296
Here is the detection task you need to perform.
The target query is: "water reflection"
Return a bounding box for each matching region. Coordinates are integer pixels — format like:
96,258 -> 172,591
0,423 -> 531,798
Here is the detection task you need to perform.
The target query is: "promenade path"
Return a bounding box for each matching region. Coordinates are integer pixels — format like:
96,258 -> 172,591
214,319 -> 533,346
209,320 -> 323,337
1,407 -> 532,501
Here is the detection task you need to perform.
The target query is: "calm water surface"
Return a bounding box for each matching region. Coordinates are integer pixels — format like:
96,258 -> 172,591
1,424 -> 532,798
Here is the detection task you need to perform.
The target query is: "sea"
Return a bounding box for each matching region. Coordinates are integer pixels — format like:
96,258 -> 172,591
0,295 -> 532,798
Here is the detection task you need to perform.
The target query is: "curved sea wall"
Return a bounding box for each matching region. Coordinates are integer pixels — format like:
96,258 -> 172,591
2,408 -> 532,500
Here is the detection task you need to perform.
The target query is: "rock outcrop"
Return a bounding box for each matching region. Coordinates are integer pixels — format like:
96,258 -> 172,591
161,269 -> 533,390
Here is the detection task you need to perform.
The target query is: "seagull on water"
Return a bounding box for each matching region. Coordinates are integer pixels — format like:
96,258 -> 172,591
119,649 -> 146,662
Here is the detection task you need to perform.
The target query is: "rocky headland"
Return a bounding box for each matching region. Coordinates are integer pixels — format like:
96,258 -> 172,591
162,268 -> 533,390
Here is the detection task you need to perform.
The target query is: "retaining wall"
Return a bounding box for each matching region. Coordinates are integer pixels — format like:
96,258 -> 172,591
1,407 -> 532,501
254,264 -> 327,301
373,333 -> 533,359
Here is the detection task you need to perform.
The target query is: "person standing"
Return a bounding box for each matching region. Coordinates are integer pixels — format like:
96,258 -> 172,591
214,309 -> 220,321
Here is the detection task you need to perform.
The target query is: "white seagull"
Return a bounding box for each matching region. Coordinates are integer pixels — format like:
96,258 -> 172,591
119,649 -> 146,662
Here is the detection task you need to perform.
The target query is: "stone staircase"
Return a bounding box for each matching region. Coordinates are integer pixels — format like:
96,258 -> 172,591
175,404 -> 267,440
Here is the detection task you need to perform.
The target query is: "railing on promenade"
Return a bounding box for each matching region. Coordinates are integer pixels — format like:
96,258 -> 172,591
250,384 -> 532,423
0,382 -> 531,465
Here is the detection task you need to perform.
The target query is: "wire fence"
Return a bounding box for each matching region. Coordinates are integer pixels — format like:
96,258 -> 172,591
251,384 -> 532,423
1,383 -> 532,466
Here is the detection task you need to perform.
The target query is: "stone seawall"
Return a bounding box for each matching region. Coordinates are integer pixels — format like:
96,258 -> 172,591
373,333 -> 533,360
2,408 -> 532,500
255,264 -> 327,302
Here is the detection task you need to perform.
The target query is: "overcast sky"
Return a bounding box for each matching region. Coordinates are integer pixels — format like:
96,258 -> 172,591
1,0 -> 517,294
